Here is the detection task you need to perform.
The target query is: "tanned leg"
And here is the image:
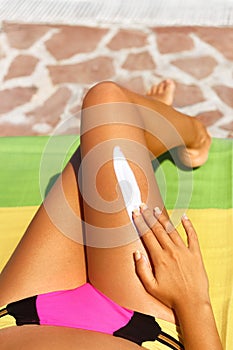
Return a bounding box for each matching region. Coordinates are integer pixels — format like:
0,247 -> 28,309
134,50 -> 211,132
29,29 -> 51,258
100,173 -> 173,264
0,158 -> 86,306
80,80 -> 210,323
0,326 -> 141,350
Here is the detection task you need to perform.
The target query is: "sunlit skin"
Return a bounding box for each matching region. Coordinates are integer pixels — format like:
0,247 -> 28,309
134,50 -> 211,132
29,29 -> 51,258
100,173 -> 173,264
0,80 -> 220,350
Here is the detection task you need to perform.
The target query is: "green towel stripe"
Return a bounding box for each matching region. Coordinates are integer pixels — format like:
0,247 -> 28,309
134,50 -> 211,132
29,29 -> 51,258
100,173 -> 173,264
0,136 -> 232,209
0,135 -> 80,207
156,138 -> 233,209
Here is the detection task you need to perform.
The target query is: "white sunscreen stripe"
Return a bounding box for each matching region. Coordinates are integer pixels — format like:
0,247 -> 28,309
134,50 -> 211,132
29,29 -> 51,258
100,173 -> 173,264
113,146 -> 142,225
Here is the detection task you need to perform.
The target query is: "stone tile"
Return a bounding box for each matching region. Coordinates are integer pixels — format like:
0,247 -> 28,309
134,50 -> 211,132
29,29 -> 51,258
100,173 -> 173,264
213,85 -> 233,108
0,23 -> 232,139
0,43 -> 5,59
32,123 -> 52,134
173,83 -> 205,107
194,27 -> 233,61
122,51 -> 155,71
196,110 -> 223,127
0,87 -> 37,114
220,121 -> 233,132
153,27 -> 194,34
116,76 -> 145,94
48,57 -> 115,84
26,87 -> 71,126
107,29 -> 148,50
0,123 -> 36,136
4,55 -> 39,80
69,104 -> 81,115
58,126 -> 81,136
171,56 -> 217,79
153,27 -> 194,54
3,22 -> 51,49
45,25 -> 108,60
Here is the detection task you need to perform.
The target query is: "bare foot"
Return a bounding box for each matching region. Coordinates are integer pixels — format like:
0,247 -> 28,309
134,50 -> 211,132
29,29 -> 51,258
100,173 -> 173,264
146,79 -> 176,105
147,79 -> 211,168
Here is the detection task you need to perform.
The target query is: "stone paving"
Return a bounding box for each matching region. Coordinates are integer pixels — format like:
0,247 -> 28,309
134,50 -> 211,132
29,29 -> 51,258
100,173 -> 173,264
0,22 -> 233,138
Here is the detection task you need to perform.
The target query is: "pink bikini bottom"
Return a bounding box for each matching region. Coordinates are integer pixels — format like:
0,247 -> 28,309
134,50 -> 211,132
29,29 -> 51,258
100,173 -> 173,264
1,283 -> 184,349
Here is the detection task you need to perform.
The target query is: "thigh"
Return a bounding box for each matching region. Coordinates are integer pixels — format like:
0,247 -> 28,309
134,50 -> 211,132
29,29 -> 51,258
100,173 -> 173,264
0,326 -> 141,350
85,152 -> 173,322
81,122 -> 174,322
0,156 -> 86,306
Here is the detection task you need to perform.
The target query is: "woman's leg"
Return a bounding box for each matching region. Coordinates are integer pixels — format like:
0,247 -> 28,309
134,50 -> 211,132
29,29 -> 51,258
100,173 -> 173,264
82,80 -> 210,167
0,152 -> 86,305
0,326 -> 141,350
80,81 -> 210,323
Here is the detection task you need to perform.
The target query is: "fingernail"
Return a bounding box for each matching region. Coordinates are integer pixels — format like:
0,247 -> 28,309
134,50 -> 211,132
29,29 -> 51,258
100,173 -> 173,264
140,203 -> 148,211
134,250 -> 141,261
154,207 -> 162,215
182,213 -> 189,220
132,208 -> 140,217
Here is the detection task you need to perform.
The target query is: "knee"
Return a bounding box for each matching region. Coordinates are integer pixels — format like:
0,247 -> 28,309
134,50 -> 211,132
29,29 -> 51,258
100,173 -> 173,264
82,81 -> 125,108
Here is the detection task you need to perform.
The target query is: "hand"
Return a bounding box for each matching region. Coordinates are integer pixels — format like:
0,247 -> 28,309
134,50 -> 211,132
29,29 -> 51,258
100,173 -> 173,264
133,206 -> 210,311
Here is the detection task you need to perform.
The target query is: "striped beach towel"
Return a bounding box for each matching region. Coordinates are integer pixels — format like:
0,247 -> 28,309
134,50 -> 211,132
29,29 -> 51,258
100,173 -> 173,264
0,136 -> 232,349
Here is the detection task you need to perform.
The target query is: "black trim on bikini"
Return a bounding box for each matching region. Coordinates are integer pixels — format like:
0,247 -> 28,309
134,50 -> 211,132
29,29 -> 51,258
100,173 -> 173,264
157,330 -> 184,350
114,311 -> 161,344
114,311 -> 184,349
1,296 -> 40,326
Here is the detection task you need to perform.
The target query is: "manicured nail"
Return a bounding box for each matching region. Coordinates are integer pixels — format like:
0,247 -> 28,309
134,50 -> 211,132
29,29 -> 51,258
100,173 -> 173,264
132,208 -> 140,217
154,207 -> 162,215
140,203 -> 148,211
134,250 -> 141,261
182,213 -> 189,220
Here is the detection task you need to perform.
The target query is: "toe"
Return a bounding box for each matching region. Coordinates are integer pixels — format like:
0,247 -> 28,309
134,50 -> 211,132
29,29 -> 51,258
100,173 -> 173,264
145,79 -> 176,105
146,85 -> 157,96
158,81 -> 166,95
152,85 -> 159,95
146,87 -> 153,96
165,79 -> 176,92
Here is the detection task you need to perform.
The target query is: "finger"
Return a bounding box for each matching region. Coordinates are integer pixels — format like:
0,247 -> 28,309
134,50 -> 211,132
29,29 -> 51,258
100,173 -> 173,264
154,207 -> 185,247
140,203 -> 158,229
132,209 -> 162,253
133,209 -> 152,236
134,250 -> 157,295
153,207 -> 175,233
139,205 -> 174,249
181,214 -> 201,253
